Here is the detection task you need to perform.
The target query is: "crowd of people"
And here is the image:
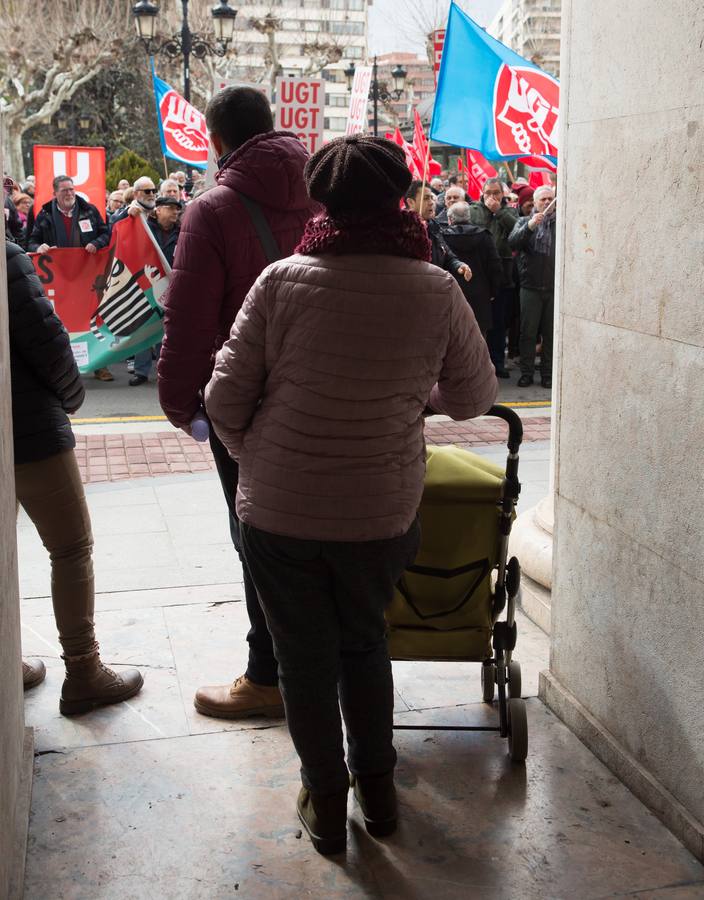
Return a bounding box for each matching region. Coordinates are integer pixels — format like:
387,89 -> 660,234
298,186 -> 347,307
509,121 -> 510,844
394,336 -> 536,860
7,86 -> 557,858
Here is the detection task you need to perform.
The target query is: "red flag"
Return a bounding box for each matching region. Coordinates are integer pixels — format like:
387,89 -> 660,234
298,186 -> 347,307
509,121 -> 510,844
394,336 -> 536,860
391,127 -> 421,178
413,109 -> 430,177
529,170 -> 552,189
465,148 -> 498,201
518,155 -> 558,173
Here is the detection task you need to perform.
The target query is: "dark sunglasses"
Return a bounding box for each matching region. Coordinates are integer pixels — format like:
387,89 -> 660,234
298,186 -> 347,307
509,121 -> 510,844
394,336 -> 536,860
141,188 -> 157,195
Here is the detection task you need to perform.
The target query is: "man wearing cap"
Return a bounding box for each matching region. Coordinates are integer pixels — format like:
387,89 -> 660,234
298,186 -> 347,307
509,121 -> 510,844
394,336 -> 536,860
129,196 -> 182,386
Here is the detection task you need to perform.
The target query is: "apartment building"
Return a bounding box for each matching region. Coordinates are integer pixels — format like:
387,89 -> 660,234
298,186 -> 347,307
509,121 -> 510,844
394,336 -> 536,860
374,52 -> 435,131
488,0 -> 561,77
225,0 -> 369,141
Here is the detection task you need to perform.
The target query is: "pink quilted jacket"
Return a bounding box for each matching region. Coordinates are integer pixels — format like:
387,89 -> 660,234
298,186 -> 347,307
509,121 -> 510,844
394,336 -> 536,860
205,253 -> 497,541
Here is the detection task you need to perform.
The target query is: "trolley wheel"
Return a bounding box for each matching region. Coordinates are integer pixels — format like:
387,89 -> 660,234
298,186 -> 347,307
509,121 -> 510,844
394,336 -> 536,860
508,660 -> 522,699
507,698 -> 528,762
481,663 -> 495,703
506,556 -> 521,599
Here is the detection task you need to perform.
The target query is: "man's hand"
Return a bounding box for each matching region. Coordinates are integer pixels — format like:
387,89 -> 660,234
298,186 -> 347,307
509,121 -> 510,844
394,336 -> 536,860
484,196 -> 502,214
128,201 -> 142,218
85,243 -> 97,254
37,243 -> 51,254
459,264 -> 473,282
529,212 -> 545,231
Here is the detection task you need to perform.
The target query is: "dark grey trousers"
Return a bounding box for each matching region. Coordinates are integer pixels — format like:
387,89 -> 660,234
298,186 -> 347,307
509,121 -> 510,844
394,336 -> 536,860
519,287 -> 554,377
241,518 -> 421,795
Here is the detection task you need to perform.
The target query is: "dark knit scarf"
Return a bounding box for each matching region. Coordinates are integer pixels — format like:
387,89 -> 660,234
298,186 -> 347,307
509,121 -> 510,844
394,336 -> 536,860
295,208 -> 432,262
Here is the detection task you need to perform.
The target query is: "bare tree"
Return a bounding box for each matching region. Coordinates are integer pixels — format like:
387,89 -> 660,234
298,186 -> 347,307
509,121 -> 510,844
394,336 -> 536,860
0,0 -> 131,179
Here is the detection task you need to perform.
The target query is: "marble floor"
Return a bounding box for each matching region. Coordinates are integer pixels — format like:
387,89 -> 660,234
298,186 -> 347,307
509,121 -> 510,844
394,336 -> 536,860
17,453 -> 704,898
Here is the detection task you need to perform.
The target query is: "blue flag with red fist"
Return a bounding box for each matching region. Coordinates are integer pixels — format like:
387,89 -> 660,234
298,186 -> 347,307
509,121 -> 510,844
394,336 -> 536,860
431,2 -> 559,164
151,61 -> 209,170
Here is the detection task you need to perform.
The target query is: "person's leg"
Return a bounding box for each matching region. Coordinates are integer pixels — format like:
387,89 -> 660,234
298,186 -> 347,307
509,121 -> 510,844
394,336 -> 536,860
519,288 -> 542,378
486,287 -> 508,373
539,290 -> 554,380
240,523 -> 348,796
132,348 -> 153,380
14,450 -> 142,713
202,430 -> 278,691
331,519 -> 421,780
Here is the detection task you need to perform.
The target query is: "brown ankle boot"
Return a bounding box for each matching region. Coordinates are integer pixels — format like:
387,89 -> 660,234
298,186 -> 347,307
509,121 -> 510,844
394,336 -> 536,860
351,771 -> 397,837
297,786 -> 348,856
60,647 -> 143,716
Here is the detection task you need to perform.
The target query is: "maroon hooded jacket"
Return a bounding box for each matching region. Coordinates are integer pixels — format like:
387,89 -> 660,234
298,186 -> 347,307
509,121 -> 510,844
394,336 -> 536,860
157,130 -> 316,429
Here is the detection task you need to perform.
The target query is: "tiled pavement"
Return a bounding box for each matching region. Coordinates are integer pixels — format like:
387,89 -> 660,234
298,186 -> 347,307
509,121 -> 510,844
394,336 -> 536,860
74,416 -> 552,484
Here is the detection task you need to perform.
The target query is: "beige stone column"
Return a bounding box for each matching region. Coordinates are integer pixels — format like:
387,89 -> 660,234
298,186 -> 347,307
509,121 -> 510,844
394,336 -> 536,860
0,158 -> 34,895
540,0 -> 704,862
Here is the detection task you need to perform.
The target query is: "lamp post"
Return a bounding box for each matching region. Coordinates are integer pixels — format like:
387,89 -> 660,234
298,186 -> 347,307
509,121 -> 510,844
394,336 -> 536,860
344,55 -> 407,137
132,0 -> 237,103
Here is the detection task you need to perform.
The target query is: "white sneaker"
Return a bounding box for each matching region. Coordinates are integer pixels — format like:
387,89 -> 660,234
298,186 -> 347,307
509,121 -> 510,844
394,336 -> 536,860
127,358 -> 135,373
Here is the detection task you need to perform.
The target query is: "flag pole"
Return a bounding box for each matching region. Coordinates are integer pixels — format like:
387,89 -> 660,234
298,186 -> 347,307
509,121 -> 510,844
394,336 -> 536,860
163,156 -> 169,180
504,161 -> 515,183
420,141 -> 432,199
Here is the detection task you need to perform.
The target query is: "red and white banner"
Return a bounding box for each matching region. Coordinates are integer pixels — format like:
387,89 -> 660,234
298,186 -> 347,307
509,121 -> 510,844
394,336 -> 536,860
30,216 -> 170,372
345,65 -> 372,136
275,77 -> 325,155
412,110 -> 442,179
466,148 -> 498,200
33,145 -> 106,217
433,29 -> 446,87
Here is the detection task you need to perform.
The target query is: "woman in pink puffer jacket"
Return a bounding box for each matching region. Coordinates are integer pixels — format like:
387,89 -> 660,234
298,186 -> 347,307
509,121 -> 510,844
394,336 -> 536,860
205,135 -> 497,856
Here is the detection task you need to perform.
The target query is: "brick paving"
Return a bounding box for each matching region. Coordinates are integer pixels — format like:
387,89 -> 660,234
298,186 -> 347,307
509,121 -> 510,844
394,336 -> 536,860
75,417 -> 551,484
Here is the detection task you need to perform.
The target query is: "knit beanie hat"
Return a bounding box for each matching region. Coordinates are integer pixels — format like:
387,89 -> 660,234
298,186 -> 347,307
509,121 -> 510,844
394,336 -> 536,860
304,135 -> 412,214
516,185 -> 535,208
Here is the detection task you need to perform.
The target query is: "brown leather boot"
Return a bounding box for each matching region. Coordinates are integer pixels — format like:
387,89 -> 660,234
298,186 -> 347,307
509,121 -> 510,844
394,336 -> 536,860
297,786 -> 348,856
60,647 -> 143,716
23,658 -> 46,691
351,771 -> 397,837
194,674 -> 284,720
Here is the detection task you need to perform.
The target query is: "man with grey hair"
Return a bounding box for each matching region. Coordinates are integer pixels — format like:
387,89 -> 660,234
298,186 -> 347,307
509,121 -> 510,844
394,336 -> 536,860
443,201 -> 503,337
435,184 -> 466,225
111,176 -> 158,222
159,178 -> 181,200
469,176 -> 519,377
508,184 -> 556,388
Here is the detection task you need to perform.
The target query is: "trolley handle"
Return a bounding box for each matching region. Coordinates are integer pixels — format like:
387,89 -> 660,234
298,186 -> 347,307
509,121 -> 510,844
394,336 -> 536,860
486,404 -> 523,454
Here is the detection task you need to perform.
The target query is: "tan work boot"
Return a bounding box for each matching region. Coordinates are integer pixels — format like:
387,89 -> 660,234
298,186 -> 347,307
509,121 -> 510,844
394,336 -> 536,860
351,771 -> 397,837
194,674 -> 284,720
60,647 -> 143,716
297,786 -> 348,856
23,658 -> 46,691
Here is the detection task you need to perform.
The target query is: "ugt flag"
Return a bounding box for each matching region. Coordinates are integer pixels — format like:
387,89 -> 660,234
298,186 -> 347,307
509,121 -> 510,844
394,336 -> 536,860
431,2 -> 559,163
30,216 -> 170,373
152,62 -> 208,169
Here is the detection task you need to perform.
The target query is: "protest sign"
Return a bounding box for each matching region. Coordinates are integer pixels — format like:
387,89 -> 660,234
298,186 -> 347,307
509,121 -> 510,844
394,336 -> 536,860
345,66 -> 372,136
433,29 -> 446,87
275,77 -> 325,154
30,215 -> 170,373
33,145 -> 106,216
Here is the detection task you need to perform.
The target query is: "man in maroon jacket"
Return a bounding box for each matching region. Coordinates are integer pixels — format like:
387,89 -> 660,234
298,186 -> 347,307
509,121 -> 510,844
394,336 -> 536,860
158,87 -> 317,719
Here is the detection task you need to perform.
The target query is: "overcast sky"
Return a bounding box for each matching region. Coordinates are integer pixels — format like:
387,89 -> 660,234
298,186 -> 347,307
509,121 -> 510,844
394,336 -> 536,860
367,0 -> 502,57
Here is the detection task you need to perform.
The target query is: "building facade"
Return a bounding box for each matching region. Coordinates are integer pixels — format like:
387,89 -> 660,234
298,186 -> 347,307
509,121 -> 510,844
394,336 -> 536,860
374,52 -> 436,132
224,0 -> 369,142
488,0 -> 561,76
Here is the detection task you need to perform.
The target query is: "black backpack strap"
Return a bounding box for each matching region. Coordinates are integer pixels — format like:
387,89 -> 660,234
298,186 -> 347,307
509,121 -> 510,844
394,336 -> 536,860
236,191 -> 282,264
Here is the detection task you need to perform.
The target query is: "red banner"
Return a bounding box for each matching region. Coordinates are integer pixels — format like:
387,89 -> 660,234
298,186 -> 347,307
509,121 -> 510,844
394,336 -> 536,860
433,29 -> 446,87
33,145 -> 106,217
30,216 -> 170,372
389,128 -> 421,179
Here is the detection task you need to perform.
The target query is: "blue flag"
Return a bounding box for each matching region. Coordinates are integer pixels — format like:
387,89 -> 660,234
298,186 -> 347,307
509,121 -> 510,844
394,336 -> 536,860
151,59 -> 209,170
431,2 -> 559,163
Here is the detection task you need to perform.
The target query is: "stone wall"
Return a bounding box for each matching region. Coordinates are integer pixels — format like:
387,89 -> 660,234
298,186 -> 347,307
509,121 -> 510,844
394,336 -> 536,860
542,0 -> 704,860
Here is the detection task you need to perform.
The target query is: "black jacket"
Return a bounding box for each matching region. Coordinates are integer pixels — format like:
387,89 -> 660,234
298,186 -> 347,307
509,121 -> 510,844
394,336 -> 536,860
508,215 -> 556,292
427,219 -> 464,277
147,218 -> 180,268
469,199 -> 519,287
28,195 -> 110,252
7,240 -> 84,464
5,195 -> 25,246
442,224 -> 504,333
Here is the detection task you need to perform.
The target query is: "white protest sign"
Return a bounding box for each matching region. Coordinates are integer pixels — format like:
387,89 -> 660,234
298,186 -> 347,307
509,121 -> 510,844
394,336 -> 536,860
275,77 -> 325,154
345,66 -> 372,136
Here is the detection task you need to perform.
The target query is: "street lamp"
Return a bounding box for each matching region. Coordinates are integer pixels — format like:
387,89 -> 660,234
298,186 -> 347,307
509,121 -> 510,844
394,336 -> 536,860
132,0 -> 237,103
344,56 -> 407,137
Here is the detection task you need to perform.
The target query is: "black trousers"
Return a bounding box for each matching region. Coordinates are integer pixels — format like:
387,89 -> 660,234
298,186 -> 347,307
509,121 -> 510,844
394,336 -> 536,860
487,285 -> 514,371
241,519 -> 421,795
208,430 -> 278,686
